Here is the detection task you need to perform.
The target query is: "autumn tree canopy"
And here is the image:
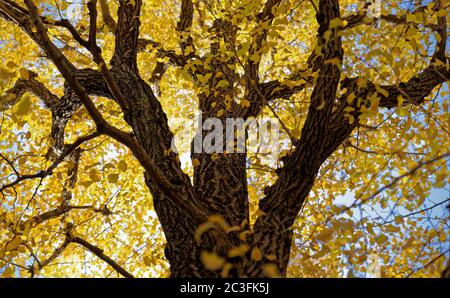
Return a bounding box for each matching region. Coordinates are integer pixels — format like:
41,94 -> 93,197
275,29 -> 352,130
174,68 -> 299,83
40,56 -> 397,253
0,0 -> 449,278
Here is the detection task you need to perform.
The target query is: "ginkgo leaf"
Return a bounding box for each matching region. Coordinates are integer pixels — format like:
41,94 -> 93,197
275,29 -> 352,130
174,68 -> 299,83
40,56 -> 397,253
195,221 -> 214,244
316,228 -> 333,242
436,9 -> 447,17
19,68 -> 30,80
208,214 -> 229,229
241,99 -> 251,108
6,61 -> 17,69
15,96 -> 32,116
184,46 -> 194,56
192,159 -> 201,167
316,99 -> 326,110
227,244 -> 250,258
5,236 -> 22,251
406,13 -> 416,23
220,263 -> 233,278
329,18 -> 345,29
251,247 -> 263,261
261,263 -> 280,278
2,267 -> 14,277
216,109 -> 224,117
143,256 -> 152,266
200,251 -> 225,271
216,80 -> 229,88
118,160 -> 128,172
375,234 -> 388,245
0,67 -> 15,81
108,173 -> 119,183
325,57 -> 341,67
375,85 -> 389,98
89,172 -> 102,182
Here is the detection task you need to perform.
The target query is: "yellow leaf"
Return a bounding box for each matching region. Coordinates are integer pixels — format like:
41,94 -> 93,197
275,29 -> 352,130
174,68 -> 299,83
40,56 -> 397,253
436,9 -> 447,17
369,95 -> 380,114
239,230 -> 251,241
397,95 -> 405,107
184,45 -> 194,56
5,236 -> 22,251
89,172 -> 102,182
394,216 -> 404,225
192,158 -> 201,167
216,80 -> 229,88
6,61 -> 17,69
108,173 -> 119,183
0,67 -> 15,81
60,1 -> 69,11
19,68 -> 30,80
200,251 -> 226,271
375,85 -> 389,97
346,92 -> 356,104
249,52 -> 260,62
143,255 -> 152,266
2,266 -> 14,277
251,247 -> 263,261
241,99 -> 251,108
220,263 -> 233,278
227,244 -> 250,258
325,57 -> 341,67
329,18 -> 345,29
208,214 -> 229,229
316,228 -> 333,242
357,77 -> 367,88
118,160 -> 128,172
406,13 -> 416,23
316,99 -> 326,110
195,221 -> 214,244
414,12 -> 426,23
15,96 -> 32,116
225,225 -> 241,233
261,263 -> 280,277
375,234 -> 388,245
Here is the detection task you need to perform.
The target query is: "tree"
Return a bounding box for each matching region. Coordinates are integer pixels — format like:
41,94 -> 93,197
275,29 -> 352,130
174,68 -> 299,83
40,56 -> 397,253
0,0 -> 448,278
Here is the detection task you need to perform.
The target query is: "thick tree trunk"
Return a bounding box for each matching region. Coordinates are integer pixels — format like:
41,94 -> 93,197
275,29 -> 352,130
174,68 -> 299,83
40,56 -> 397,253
108,68 -> 211,277
108,65 -> 293,276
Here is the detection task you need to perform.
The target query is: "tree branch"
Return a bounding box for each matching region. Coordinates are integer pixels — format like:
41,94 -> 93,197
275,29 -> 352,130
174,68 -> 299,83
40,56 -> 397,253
111,0 -> 142,71
99,0 -> 117,31
0,131 -> 100,193
38,239 -> 70,270
343,4 -> 439,31
0,72 -> 59,110
245,0 -> 283,82
248,0 -> 345,277
87,0 -> 98,49
177,0 -> 195,59
67,234 -> 134,278
341,0 -> 448,110
341,62 -> 449,110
